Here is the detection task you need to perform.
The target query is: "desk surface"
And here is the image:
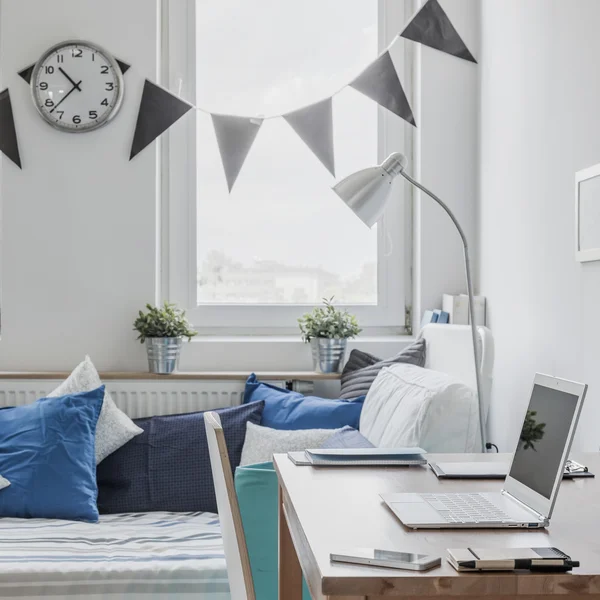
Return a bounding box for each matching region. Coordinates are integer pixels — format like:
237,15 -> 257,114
274,452 -> 600,599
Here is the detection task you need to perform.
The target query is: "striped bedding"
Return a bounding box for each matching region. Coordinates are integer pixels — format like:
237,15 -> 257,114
0,511 -> 230,600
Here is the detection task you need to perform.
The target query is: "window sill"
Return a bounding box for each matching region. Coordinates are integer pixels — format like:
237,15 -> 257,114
177,334 -> 416,372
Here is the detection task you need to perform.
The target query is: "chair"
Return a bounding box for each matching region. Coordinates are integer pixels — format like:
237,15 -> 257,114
204,411 -> 255,600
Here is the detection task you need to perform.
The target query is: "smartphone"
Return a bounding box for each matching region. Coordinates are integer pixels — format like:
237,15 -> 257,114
330,548 -> 441,571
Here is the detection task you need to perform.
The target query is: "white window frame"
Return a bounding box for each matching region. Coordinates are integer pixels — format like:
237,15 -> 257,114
161,0 -> 414,335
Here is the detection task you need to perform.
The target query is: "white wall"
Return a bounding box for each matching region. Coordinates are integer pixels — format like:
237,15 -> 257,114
0,0 -> 159,371
0,0 -> 479,374
479,0 -> 600,451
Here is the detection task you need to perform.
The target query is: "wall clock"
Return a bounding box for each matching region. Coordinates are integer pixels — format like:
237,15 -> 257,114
30,40 -> 124,133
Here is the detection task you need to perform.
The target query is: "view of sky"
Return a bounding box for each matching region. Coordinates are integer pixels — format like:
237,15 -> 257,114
195,1 -> 380,304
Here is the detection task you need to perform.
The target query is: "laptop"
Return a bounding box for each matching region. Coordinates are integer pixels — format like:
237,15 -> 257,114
381,373 -> 587,529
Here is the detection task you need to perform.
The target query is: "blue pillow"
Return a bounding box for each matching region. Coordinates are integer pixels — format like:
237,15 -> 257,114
243,374 -> 365,430
97,401 -> 264,514
0,387 -> 105,522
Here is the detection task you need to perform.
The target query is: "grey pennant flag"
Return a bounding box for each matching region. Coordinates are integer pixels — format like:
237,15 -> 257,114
401,0 -> 477,63
283,97 -> 335,177
212,114 -> 263,192
350,51 -> 415,127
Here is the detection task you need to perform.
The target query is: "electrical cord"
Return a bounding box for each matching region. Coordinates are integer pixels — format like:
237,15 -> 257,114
485,442 -> 499,453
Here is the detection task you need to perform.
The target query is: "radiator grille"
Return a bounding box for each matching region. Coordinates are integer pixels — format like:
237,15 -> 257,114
0,379 -> 287,418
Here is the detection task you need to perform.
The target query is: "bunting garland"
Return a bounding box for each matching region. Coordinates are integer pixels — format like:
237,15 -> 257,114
5,2 -> 475,174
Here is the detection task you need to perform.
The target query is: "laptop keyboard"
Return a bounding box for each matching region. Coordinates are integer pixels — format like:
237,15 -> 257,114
421,493 -> 512,524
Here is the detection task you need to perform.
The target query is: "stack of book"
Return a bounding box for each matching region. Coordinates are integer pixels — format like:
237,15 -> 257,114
288,447 -> 427,467
421,294 -> 486,330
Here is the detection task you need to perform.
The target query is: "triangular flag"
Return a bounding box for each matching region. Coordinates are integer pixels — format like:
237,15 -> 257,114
211,114 -> 263,192
130,80 -> 193,160
116,59 -> 131,75
18,64 -> 34,84
350,51 -> 415,126
284,98 -> 335,177
0,89 -> 22,169
401,0 -> 477,63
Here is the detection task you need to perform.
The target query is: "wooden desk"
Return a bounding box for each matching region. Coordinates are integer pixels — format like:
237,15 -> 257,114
274,452 -> 600,600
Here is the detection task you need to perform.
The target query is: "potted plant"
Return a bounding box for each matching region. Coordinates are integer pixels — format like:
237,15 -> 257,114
298,297 -> 361,373
133,302 -> 197,374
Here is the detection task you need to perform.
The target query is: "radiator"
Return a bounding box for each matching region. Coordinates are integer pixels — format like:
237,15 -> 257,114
0,378 -> 288,419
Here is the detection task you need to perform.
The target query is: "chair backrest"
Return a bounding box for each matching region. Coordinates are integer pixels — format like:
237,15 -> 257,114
418,324 -> 495,424
204,411 -> 255,600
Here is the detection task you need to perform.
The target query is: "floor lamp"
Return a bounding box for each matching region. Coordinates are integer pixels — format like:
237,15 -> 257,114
332,152 -> 486,451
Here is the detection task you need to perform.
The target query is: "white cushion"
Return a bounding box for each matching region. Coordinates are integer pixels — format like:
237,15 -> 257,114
0,475 -> 9,491
48,356 -> 143,464
240,422 -> 338,466
359,364 -> 481,452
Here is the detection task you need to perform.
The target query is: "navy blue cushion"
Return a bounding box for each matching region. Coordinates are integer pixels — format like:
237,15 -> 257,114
243,374 -> 365,430
97,401 -> 264,514
0,387 -> 105,522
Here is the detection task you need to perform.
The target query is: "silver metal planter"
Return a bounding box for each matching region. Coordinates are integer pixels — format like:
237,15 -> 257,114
310,338 -> 347,374
145,337 -> 183,374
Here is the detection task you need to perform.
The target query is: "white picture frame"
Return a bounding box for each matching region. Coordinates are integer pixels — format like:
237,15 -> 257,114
576,163 -> 600,262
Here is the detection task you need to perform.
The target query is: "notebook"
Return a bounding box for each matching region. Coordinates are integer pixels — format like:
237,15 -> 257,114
447,547 -> 578,572
304,447 -> 427,467
429,459 -> 594,479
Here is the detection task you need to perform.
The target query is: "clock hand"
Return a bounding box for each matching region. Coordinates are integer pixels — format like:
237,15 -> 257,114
58,67 -> 82,92
50,81 -> 82,113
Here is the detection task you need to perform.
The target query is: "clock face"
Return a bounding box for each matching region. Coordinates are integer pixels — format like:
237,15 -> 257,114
31,41 -> 124,133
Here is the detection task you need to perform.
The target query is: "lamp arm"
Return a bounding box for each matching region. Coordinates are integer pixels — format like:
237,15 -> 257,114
401,171 -> 487,451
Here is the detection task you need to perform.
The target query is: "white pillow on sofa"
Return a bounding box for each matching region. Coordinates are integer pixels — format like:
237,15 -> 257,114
48,356 -> 143,464
240,422 -> 339,466
359,363 -> 481,452
0,475 -> 9,491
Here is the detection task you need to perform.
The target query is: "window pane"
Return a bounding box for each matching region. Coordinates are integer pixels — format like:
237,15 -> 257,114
196,0 -> 379,305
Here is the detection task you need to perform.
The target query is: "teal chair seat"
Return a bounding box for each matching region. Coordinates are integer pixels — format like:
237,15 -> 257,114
235,462 -> 311,600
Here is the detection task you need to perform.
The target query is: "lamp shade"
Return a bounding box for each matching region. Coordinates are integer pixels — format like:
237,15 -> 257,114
332,153 -> 407,228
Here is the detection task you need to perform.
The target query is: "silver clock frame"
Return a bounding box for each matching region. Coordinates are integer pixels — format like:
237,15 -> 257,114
30,39 -> 125,133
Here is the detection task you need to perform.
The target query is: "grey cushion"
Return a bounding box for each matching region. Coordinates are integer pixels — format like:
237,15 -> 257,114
339,338 -> 426,399
320,426 -> 375,449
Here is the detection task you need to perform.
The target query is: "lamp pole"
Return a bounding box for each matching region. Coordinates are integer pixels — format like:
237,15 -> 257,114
401,171 -> 486,451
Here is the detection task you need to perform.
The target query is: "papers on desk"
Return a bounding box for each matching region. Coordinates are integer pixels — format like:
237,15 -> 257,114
289,447 -> 427,467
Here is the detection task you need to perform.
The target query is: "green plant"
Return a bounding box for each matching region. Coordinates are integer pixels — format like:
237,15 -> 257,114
298,297 -> 361,343
133,302 -> 197,343
520,410 -> 546,451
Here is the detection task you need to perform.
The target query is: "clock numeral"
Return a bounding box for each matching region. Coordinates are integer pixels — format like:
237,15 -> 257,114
100,65 -> 109,74
44,99 -> 54,107
57,111 -> 64,120
72,48 -> 83,58
105,82 -> 115,91
56,54 -> 64,63
39,82 -> 48,91
72,115 -> 81,124
92,53 -> 95,62
101,98 -> 109,106
45,66 -> 54,74
89,110 -> 98,120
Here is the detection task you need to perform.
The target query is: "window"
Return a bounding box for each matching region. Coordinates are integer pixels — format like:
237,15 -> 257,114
165,0 -> 412,333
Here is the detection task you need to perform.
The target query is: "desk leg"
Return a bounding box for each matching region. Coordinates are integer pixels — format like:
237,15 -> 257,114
279,485 -> 303,600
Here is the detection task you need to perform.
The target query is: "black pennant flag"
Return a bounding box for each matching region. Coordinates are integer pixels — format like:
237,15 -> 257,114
0,89 -> 22,169
401,0 -> 477,63
18,64 -> 34,84
130,80 -> 193,160
350,51 -> 415,126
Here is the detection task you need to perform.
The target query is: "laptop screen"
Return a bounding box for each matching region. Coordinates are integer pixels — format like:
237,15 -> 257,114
508,383 -> 579,499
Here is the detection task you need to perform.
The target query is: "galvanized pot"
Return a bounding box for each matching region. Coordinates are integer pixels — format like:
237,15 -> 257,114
145,337 -> 182,374
310,338 -> 347,374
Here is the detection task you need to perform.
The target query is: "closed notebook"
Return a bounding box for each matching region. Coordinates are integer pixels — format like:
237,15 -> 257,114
305,447 -> 427,466
447,547 -> 577,572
